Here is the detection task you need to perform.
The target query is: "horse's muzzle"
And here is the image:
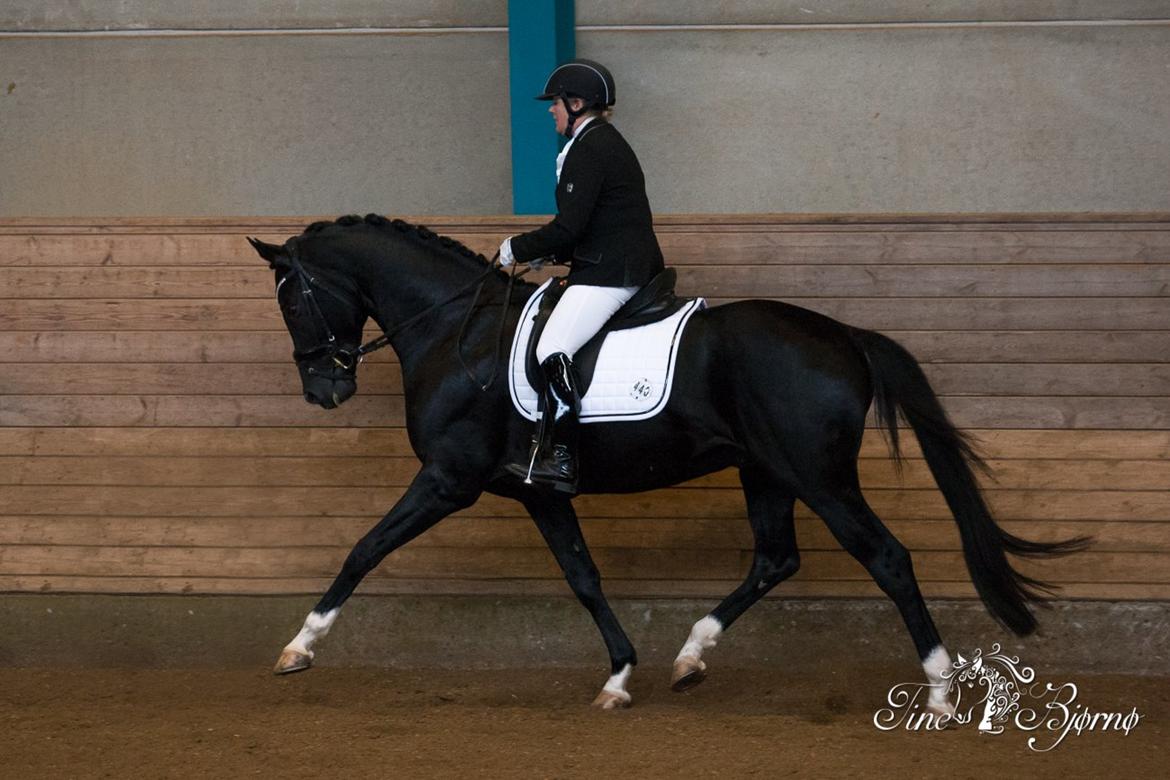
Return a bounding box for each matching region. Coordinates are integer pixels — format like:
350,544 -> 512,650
302,376 -> 356,409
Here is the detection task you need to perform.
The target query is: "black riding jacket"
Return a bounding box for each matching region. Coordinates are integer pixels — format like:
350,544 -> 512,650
509,120 -> 665,288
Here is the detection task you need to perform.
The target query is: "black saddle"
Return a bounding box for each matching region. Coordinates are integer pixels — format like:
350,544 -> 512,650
524,268 -> 693,397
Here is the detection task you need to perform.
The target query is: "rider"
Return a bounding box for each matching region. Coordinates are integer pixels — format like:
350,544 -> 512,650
500,58 -> 666,492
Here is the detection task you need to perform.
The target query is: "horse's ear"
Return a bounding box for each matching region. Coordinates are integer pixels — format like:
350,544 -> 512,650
247,237 -> 289,269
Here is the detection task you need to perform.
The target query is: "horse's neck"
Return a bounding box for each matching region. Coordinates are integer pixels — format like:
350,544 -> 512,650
359,249 -> 505,378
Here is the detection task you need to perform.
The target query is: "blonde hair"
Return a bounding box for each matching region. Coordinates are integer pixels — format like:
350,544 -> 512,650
584,107 -> 614,121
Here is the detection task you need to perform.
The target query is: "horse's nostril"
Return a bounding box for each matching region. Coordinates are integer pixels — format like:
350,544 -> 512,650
304,391 -> 319,405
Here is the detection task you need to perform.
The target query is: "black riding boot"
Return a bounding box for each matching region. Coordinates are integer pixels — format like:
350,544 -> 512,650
512,352 -> 581,494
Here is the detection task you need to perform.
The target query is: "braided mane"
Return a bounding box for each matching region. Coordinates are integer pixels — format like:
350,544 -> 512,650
303,213 -> 497,270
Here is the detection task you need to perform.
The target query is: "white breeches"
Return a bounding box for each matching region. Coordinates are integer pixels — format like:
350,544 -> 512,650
536,283 -> 639,363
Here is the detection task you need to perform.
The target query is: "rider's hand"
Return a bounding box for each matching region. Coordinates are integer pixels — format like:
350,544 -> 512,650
498,237 -> 515,267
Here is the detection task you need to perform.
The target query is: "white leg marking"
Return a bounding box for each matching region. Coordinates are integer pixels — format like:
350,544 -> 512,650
284,608 -> 340,658
922,645 -> 955,714
602,663 -> 633,703
676,615 -> 723,664
593,663 -> 634,708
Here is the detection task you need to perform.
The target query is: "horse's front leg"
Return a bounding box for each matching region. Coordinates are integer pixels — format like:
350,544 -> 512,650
523,495 -> 637,709
275,464 -> 480,674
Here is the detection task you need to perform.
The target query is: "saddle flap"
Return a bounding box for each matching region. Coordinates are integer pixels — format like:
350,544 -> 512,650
523,269 -> 679,389
522,270 -> 696,401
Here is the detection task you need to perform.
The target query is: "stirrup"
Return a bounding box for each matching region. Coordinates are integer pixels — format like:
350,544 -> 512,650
505,352 -> 580,493
503,443 -> 577,493
526,444 -> 578,492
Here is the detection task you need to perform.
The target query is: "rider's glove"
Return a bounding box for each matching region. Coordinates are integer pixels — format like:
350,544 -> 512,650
499,237 -> 515,267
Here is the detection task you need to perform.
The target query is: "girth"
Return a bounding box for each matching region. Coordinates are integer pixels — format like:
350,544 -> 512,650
524,268 -> 691,396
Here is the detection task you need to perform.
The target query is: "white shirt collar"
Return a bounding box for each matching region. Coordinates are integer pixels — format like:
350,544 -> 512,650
570,116 -> 597,139
556,117 -> 598,182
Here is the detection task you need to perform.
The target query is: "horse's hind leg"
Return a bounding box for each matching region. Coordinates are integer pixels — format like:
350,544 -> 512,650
522,494 -> 638,709
801,486 -> 955,717
672,466 -> 800,692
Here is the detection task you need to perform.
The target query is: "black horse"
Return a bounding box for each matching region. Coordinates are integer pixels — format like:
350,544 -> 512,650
249,214 -> 1085,711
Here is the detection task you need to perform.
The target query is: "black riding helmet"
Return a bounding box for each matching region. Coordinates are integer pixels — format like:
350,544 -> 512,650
536,58 -> 616,137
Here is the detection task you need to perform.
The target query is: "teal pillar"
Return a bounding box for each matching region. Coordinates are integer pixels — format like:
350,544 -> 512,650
508,0 -> 575,214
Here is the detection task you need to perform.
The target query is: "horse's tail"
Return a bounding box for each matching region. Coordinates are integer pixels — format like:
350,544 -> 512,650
849,328 -> 1091,636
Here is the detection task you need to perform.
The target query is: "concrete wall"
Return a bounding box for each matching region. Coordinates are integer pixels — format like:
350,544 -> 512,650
0,32 -> 511,216
1,3 -> 1168,216
585,24 -> 1170,214
4,595 -> 1168,674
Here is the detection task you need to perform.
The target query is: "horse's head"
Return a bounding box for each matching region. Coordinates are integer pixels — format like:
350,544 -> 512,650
248,236 -> 366,409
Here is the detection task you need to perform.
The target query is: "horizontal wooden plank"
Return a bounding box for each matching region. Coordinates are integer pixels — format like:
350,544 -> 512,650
2,427 -> 1165,459
0,515 -> 1154,553
0,331 -> 382,364
0,331 -> 272,364
0,545 -> 1157,584
883,331 -> 1170,363
0,574 -> 873,598
658,230 -> 1170,265
7,574 -> 1165,600
5,362 -> 1168,397
3,455 -> 1167,491
5,297 -> 1170,331
3,214 -> 1167,232
2,330 -> 1166,364
0,485 -> 1166,521
3,226 -> 1168,267
6,395 -> 1168,429
0,232 -> 432,270
0,232 -> 502,268
0,396 -> 404,427
0,300 -> 284,331
0,268 -> 265,299
935,397 -> 1170,429
0,544 -> 734,580
742,298 -> 1170,331
922,364 -> 1170,397
7,264 -> 1170,299
0,427 -> 417,457
679,265 -> 1170,298
0,456 -> 419,488
3,574 -> 1165,600
0,364 -> 397,396
0,233 -> 277,268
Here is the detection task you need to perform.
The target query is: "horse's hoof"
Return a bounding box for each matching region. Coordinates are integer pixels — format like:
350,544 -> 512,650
273,648 -> 312,675
671,656 -> 707,692
592,689 -> 631,710
926,700 -> 958,727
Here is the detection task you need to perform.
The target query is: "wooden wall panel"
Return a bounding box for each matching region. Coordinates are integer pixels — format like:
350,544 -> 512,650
7,264 -> 1170,299
1,215 -> 1167,601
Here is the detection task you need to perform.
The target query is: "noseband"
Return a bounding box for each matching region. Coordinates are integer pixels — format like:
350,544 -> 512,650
283,250 -> 366,380
283,245 -> 521,390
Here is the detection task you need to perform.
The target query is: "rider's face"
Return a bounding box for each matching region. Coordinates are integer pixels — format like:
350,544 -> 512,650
550,97 -> 584,135
550,98 -> 569,135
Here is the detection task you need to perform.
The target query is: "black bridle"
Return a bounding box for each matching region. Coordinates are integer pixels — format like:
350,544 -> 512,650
282,245 -> 525,390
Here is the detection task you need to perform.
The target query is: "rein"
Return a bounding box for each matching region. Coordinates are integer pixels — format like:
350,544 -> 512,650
286,245 -> 526,391
455,255 -> 525,391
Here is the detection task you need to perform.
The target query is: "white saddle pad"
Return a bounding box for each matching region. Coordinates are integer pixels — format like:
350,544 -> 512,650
508,279 -> 706,423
